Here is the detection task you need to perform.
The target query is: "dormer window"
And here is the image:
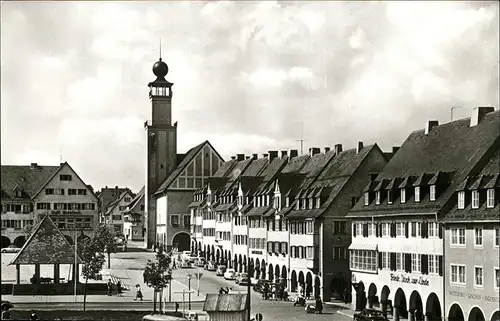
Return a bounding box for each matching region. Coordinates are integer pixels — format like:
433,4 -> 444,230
471,190 -> 479,209
458,191 -> 465,209
273,195 -> 280,210
387,190 -> 393,204
430,185 -> 436,202
400,189 -> 406,204
487,189 -> 495,208
315,197 -> 320,209
15,189 -> 22,198
257,197 -> 261,207
302,198 -> 307,209
296,200 -> 300,210
308,198 -> 313,209
375,191 -> 380,205
415,187 -> 420,203
286,197 -> 290,208
364,192 -> 369,206
238,195 -> 244,207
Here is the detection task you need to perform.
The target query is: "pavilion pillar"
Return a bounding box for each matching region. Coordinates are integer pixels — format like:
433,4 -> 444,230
35,264 -> 40,279
54,264 -> 60,284
16,264 -> 20,284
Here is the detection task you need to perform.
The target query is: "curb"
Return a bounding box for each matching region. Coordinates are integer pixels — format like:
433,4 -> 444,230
336,310 -> 354,319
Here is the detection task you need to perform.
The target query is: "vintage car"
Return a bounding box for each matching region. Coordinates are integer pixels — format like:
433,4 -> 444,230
180,260 -> 192,269
235,272 -> 250,286
205,261 -> 217,271
1,245 -> 20,253
223,268 -> 236,280
353,308 -> 388,321
216,265 -> 227,276
195,257 -> 206,267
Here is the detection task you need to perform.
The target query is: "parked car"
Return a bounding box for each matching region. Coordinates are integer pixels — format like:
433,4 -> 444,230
206,261 -> 217,271
224,268 -> 236,280
235,272 -> 250,286
353,309 -> 389,321
196,257 -> 206,267
187,255 -> 199,263
180,260 -> 192,268
216,265 -> 227,276
1,245 -> 20,253
182,250 -> 192,260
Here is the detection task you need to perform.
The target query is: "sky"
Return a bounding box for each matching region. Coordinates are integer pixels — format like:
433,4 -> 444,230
1,1 -> 499,193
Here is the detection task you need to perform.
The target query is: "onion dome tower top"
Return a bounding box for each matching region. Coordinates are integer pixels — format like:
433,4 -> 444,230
148,52 -> 173,98
152,57 -> 169,81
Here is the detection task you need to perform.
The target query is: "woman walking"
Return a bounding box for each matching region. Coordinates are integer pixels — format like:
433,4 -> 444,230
134,284 -> 143,301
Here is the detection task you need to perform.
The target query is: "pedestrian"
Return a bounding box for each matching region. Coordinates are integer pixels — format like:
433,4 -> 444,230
29,310 -> 38,321
107,279 -> 112,296
134,284 -> 143,301
117,280 -> 122,297
172,260 -> 177,269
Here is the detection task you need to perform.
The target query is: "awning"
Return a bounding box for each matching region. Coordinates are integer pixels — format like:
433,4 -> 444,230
348,243 -> 378,251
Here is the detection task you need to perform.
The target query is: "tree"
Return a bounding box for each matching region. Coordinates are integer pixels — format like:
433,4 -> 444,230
93,224 -> 117,269
78,237 -> 105,311
143,244 -> 172,313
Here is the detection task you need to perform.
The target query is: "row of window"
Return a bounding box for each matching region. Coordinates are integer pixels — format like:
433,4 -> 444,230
365,185 -> 438,206
216,231 -> 231,241
267,219 -> 287,232
249,238 -> 266,249
203,228 -> 215,237
290,220 -> 315,235
350,250 -> 443,275
37,202 -> 96,211
233,235 -> 247,245
45,188 -> 87,195
1,204 -> 33,213
353,222 -> 441,238
170,214 -> 190,227
290,245 -> 317,259
458,189 -> 496,209
450,265 -> 499,289
1,219 -> 33,229
53,217 -> 92,229
333,246 -> 349,260
267,241 -> 288,255
203,212 -> 216,220
450,227 -> 500,247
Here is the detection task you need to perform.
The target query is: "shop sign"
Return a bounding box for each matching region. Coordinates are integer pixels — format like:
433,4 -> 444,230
390,273 -> 430,286
448,291 -> 499,303
251,250 -> 263,255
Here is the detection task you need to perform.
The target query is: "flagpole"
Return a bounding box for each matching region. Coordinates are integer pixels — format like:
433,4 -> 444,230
74,228 -> 77,303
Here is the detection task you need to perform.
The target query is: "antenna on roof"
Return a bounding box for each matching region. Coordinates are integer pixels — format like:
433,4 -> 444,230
159,38 -> 162,60
296,118 -> 306,155
450,106 -> 463,122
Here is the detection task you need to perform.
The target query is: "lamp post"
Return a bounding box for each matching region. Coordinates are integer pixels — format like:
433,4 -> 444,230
186,274 -> 192,310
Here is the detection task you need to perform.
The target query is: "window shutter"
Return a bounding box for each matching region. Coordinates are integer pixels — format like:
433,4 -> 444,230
411,222 -> 416,237
390,253 -> 396,271
363,223 -> 368,237
391,223 -> 396,238
422,221 -> 428,238
353,223 -> 357,237
405,222 -> 409,238
405,254 -> 411,273
378,252 -> 382,270
421,254 -> 428,275
438,223 -> 443,239
378,223 -> 382,237
438,255 -> 443,276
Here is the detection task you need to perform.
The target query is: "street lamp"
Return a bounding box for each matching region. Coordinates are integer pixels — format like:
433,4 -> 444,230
186,274 -> 192,310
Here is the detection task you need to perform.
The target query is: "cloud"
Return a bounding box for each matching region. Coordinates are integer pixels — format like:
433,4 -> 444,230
1,1 -> 498,192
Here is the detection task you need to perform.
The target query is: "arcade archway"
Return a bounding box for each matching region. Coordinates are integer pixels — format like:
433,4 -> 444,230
305,272 -> 313,298
298,271 -> 305,288
274,265 -> 280,282
468,307 -> 485,321
380,285 -> 391,315
409,290 -> 423,320
291,270 -> 297,292
281,266 -> 287,284
368,283 -> 378,308
1,236 -> 11,248
255,258 -> 260,279
268,264 -> 274,281
448,304 -> 465,321
353,281 -> 366,311
13,236 -> 25,248
426,292 -> 442,320
394,288 -> 408,319
491,311 -> 499,321
314,276 -> 321,299
260,260 -> 266,279
172,232 -> 190,251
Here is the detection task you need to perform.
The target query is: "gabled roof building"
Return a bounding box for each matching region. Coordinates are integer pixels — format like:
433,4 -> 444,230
346,107 -> 499,321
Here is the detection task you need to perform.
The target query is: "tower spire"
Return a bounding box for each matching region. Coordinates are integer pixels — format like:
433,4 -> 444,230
159,38 -> 162,61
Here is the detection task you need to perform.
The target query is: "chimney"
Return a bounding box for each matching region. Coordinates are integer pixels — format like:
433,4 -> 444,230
30,163 -> 38,169
263,153 -> 269,158
392,146 -> 400,154
252,154 -> 258,160
425,120 -> 439,135
268,151 -> 279,161
357,141 -> 364,154
237,154 -> 245,161
105,186 -> 108,189
324,147 -> 331,153
471,106 -> 495,127
312,147 -> 320,155
231,156 -> 236,160
334,144 -> 343,154
281,150 -> 288,158
369,173 -> 378,181
115,186 -> 118,195
289,149 -> 298,158
246,156 -> 250,159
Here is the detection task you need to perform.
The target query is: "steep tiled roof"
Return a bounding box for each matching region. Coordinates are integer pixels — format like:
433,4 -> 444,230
281,155 -> 310,174
239,176 -> 265,195
124,187 -> 144,214
98,187 -> 130,210
104,189 -> 134,215
1,164 -> 60,199
276,173 -> 307,198
203,293 -> 248,312
213,159 -> 238,178
349,111 -> 500,218
241,158 -> 268,177
155,141 -> 208,195
298,151 -> 337,190
10,215 -> 83,265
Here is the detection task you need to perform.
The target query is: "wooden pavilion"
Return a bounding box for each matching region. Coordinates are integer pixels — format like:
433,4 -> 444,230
9,214 -> 83,287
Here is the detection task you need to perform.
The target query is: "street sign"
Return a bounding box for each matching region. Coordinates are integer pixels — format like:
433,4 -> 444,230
194,272 -> 203,280
255,313 -> 263,321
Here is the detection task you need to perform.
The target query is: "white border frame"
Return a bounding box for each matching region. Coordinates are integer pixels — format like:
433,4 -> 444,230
473,265 -> 484,288
450,263 -> 467,287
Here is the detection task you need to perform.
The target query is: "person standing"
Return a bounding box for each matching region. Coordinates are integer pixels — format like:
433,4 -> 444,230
117,280 -> 122,297
134,284 -> 143,301
107,279 -> 112,296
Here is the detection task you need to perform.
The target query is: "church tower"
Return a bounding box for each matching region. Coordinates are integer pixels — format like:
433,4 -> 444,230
144,57 -> 178,249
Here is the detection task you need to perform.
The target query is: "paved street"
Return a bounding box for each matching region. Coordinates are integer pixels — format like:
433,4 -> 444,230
2,246 -> 354,321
